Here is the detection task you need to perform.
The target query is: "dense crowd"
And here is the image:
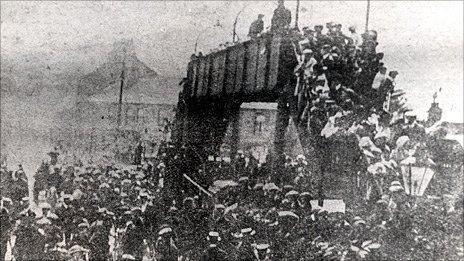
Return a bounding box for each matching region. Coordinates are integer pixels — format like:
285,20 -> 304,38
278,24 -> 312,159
2,129 -> 462,261
1,2 -> 463,260
0,145 -> 403,261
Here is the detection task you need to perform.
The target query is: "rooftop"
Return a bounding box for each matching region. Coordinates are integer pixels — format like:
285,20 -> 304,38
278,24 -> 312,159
88,76 -> 181,105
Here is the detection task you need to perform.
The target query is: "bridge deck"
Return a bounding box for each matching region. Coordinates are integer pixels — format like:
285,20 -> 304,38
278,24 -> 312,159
183,33 -> 296,104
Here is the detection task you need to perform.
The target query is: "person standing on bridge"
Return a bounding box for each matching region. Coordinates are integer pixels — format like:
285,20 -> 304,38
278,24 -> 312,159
271,0 -> 291,33
249,14 -> 265,39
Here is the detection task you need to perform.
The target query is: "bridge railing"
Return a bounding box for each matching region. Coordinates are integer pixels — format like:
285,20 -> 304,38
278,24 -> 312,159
184,33 -> 293,103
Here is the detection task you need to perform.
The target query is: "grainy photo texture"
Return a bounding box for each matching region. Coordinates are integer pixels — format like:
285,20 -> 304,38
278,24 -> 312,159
1,1 -> 463,260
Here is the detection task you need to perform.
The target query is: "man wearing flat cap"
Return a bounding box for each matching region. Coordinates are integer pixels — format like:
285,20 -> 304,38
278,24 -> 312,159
249,14 -> 265,39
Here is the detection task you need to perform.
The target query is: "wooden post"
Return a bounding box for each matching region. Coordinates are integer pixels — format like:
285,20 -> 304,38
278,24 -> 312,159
295,0 -> 300,29
273,95 -> 290,171
230,109 -> 241,156
116,60 -> 126,129
365,0 -> 370,32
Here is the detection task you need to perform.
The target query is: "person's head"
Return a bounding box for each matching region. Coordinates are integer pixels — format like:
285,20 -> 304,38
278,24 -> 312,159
326,22 -> 335,32
206,231 -> 222,245
314,25 -> 323,33
278,0 -> 285,6
298,192 -> 313,209
39,202 -> 52,215
182,197 -> 195,210
302,48 -> 313,59
379,66 -> 387,74
377,52 -> 384,60
214,204 -> 226,216
388,71 -> 398,79
389,181 -> 406,202
255,243 -> 271,259
158,225 -> 174,242
258,14 -> 264,20
349,26 -> 356,33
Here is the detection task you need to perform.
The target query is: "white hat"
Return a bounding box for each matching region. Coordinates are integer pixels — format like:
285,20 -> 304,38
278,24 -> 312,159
36,217 -> 52,225
240,227 -> 256,235
121,254 -> 136,260
69,245 -> 88,254
1,197 -> 12,204
214,204 -> 226,209
239,176 -> 249,182
302,48 -> 313,54
99,183 -> 110,189
285,190 -> 299,197
374,128 -> 391,140
208,231 -> 220,237
396,136 -> 410,148
256,243 -> 270,250
359,137 -> 374,148
404,111 -> 415,117
389,181 -> 404,192
38,202 -> 52,209
159,227 -> 173,235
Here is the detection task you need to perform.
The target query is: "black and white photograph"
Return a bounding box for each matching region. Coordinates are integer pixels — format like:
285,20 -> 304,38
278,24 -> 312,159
1,1 -> 463,260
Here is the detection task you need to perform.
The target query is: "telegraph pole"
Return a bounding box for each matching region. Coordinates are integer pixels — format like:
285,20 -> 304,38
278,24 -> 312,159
232,11 -> 242,43
365,0 -> 371,32
116,58 -> 126,129
295,0 -> 300,29
232,5 -> 248,43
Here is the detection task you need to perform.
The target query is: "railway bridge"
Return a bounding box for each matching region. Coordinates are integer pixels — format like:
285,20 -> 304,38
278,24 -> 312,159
172,29 -> 378,201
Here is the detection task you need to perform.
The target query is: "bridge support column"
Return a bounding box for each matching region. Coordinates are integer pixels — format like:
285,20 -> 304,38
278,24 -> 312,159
273,95 -> 290,175
229,110 -> 241,156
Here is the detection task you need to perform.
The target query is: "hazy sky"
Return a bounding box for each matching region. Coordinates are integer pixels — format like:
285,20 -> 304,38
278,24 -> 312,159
1,1 -> 463,122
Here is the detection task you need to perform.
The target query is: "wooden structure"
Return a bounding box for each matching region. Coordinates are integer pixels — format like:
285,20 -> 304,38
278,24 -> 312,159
173,31 -> 363,201
174,32 -> 298,161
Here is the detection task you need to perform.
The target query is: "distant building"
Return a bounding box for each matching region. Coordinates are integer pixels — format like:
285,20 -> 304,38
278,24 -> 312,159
73,75 -> 180,160
68,40 -> 301,161
222,102 -> 302,159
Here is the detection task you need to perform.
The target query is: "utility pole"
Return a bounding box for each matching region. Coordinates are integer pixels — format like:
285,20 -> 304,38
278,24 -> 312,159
116,56 -> 126,129
232,5 -> 248,43
365,0 -> 371,32
232,11 -> 241,43
194,33 -> 201,54
295,0 -> 300,29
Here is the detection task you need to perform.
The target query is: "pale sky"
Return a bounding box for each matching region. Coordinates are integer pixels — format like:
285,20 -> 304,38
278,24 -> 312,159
1,1 -> 463,122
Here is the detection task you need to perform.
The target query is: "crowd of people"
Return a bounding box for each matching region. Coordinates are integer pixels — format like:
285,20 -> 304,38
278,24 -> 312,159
246,1 -> 398,134
3,136 -> 461,261
2,140 -> 424,261
1,2 -> 462,260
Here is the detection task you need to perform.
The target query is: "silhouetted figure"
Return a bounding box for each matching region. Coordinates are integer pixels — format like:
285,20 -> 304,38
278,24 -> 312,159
47,147 -> 59,166
271,0 -> 291,33
249,14 -> 264,38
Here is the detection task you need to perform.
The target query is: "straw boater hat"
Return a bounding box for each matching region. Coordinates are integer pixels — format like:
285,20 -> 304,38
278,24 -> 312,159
207,231 -> 221,241
158,224 -> 173,236
389,181 -> 404,193
302,48 -> 313,55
